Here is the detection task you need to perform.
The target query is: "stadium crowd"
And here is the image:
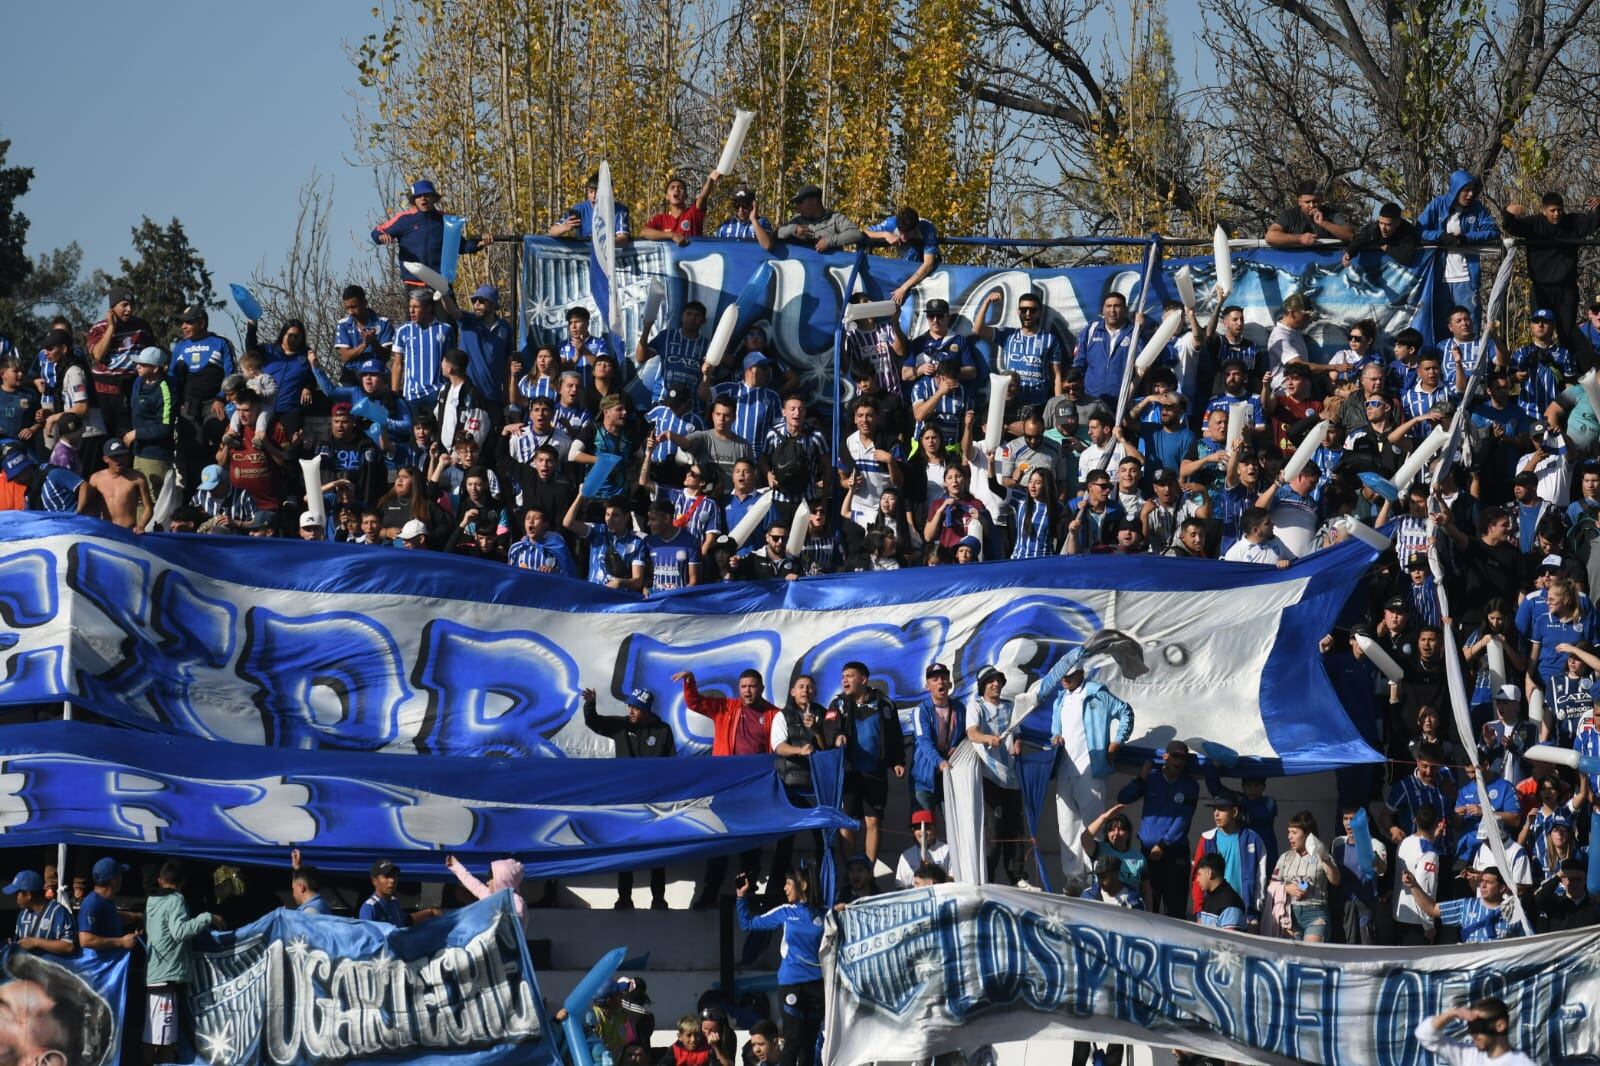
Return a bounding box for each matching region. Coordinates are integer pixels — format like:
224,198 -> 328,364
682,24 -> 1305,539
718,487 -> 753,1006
0,167 -> 1597,1064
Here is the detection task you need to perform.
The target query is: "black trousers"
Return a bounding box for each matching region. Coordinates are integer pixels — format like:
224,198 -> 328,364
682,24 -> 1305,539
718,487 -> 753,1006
780,980 -> 824,1066
1146,844 -> 1192,918
982,778 -> 1026,883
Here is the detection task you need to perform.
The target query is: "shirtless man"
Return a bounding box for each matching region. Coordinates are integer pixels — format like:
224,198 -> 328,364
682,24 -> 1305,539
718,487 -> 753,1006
90,441 -> 152,531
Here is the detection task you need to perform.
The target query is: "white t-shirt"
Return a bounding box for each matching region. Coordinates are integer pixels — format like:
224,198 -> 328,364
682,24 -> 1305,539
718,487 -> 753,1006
1443,212 -> 1469,283
1517,434 -> 1571,507
1472,841 -> 1534,888
60,364 -> 106,436
1077,439 -> 1127,478
895,840 -> 951,889
1222,536 -> 1295,564
1267,323 -> 1309,377
1395,835 -> 1439,928
1059,687 -> 1091,775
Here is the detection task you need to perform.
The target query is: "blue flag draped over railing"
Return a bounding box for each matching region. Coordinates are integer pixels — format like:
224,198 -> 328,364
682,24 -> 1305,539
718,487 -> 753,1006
0,514 -> 1379,774
179,892 -> 552,1065
0,721 -> 852,874
520,235 -> 1442,419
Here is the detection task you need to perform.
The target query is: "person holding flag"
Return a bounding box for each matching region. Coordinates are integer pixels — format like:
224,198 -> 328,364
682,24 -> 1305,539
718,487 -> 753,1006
1043,642 -> 1134,890
372,179 -> 491,288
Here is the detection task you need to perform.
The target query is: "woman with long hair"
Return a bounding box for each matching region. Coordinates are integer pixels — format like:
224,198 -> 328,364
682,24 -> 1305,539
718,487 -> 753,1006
1010,467 -> 1062,558
736,863 -> 825,1066
375,464 -> 447,544
517,345 -> 561,406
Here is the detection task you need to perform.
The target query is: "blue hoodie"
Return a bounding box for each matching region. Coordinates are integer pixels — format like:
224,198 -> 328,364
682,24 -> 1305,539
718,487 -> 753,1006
1417,171 -> 1499,318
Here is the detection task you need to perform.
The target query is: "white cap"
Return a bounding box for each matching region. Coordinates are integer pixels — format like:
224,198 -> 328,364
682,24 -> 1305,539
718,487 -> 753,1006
1496,684 -> 1520,702
400,519 -> 428,540
1541,554 -> 1565,569
299,512 -> 320,529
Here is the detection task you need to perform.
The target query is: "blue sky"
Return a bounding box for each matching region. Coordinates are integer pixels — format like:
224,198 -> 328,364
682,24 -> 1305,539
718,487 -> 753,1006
0,0 -> 382,340
2,2 -> 1210,345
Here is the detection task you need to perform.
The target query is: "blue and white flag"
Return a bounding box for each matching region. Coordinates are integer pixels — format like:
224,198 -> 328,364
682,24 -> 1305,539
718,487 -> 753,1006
0,945 -> 128,1066
0,514 -> 1378,772
824,884 -> 1600,1065
590,162 -> 620,336
523,235 -> 1442,414
0,721 -> 848,874
181,893 -> 552,1065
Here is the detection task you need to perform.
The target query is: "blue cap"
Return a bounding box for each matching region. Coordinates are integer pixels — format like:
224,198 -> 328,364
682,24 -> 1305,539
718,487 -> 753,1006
91,857 -> 129,884
3,871 -> 42,894
1547,813 -> 1575,831
471,284 -> 499,305
354,357 -> 386,377
198,464 -> 225,491
845,853 -> 873,868
1532,308 -> 1557,323
627,688 -> 654,712
956,535 -> 982,552
742,351 -> 770,371
409,179 -> 438,199
1,447 -> 35,481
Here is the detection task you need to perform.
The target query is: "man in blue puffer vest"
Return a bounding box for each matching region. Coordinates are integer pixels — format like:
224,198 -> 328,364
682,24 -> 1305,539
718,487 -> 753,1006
1044,645 -> 1134,889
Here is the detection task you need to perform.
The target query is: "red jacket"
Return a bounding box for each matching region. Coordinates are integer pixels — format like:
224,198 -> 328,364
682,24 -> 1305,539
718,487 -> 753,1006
683,676 -> 777,756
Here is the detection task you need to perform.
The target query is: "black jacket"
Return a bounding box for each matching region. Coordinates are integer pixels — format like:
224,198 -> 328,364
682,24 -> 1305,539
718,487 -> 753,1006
775,702 -> 825,789
1502,208 -> 1600,286
1535,879 -> 1599,932
1346,217 -> 1420,267
583,696 -> 676,758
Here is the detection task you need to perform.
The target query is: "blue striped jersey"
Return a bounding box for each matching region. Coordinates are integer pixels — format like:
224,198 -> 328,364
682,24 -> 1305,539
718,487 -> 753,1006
645,404 -> 704,463
37,466 -> 83,512
994,328 -> 1063,401
392,320 -> 456,402
715,216 -> 774,239
712,382 -> 783,458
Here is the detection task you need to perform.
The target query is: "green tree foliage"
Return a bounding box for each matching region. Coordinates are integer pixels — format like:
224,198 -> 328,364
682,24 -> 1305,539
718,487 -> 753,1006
101,218 -> 223,344
0,139 -> 35,308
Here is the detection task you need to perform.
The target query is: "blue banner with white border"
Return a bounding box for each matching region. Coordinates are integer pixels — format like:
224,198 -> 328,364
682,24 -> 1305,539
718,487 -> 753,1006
178,892 -> 552,1065
0,514 -> 1379,773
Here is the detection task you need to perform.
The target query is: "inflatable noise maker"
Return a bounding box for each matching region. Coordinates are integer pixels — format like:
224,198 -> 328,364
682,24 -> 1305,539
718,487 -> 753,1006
0,513 -> 1384,773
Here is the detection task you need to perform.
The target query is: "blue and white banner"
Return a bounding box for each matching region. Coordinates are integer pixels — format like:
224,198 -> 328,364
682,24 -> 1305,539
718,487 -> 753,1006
0,721 -> 848,874
823,884 -> 1600,1066
180,893 -> 552,1065
521,235 -> 1437,410
0,945 -> 128,1065
0,515 -> 1378,772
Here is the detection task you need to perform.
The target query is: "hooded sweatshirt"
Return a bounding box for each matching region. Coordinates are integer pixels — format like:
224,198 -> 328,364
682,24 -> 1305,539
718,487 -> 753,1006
449,858 -> 528,935
1417,170 -> 1499,287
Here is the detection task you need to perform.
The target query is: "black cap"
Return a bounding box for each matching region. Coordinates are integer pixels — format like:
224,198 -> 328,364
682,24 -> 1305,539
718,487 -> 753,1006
925,662 -> 950,678
108,286 -> 134,306
732,186 -> 755,205
1559,858 -> 1587,877
1513,471 -> 1539,487
665,384 -> 691,405
370,859 -> 399,878
1152,467 -> 1177,484
1383,595 -> 1409,612
790,183 -> 823,204
1165,740 -> 1190,757
177,305 -> 207,323
1207,796 -> 1239,809
925,298 -> 951,316
976,666 -> 1006,689
1406,552 -> 1428,570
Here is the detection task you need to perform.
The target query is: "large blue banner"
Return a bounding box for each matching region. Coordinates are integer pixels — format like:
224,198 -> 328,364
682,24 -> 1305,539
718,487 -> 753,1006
180,893 -> 553,1065
521,235 -> 1436,410
0,945 -> 128,1065
0,514 -> 1380,773
0,721 -> 849,874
